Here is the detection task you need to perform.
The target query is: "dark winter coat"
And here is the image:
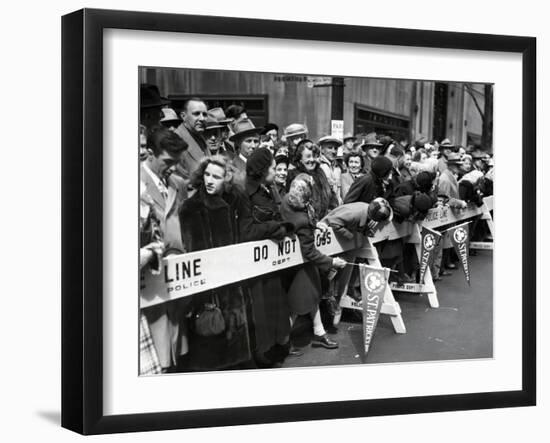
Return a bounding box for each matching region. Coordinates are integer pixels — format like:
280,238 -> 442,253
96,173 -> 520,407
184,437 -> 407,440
178,185 -> 257,371
280,197 -> 333,316
245,177 -> 294,353
343,171 -> 393,204
394,179 -> 438,207
340,171 -> 364,201
286,163 -> 338,219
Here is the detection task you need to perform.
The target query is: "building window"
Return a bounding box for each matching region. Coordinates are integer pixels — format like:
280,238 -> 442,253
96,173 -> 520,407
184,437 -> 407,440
354,104 -> 410,142
167,95 -> 268,128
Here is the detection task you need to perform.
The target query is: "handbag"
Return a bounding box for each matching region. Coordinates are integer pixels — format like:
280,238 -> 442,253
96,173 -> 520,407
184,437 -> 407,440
193,293 -> 226,337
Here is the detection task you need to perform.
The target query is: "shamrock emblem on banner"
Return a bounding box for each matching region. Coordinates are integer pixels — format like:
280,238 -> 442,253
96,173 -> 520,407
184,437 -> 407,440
423,234 -> 435,251
453,227 -> 467,243
365,271 -> 385,294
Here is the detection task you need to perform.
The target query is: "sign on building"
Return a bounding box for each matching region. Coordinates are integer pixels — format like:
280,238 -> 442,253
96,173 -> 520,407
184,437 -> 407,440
331,120 -> 344,139
307,76 -> 332,88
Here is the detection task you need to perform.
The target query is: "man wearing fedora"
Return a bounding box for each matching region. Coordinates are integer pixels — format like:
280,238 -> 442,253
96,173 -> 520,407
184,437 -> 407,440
360,132 -> 383,173
283,123 -> 309,159
229,118 -> 263,189
208,107 -> 235,158
203,114 -> 225,156
342,133 -> 357,156
438,138 -> 460,174
318,135 -> 344,204
435,152 -> 468,278
174,97 -> 209,178
140,83 -> 170,131
160,107 -> 183,131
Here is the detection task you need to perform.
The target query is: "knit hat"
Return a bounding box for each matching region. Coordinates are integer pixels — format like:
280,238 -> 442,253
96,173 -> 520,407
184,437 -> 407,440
370,156 -> 393,179
415,171 -> 434,192
412,192 -> 433,213
246,147 -> 273,177
274,154 -> 290,167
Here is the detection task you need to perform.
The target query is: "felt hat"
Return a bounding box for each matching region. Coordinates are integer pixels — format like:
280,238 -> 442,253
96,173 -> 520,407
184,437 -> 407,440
446,152 -> 464,165
471,149 -> 490,160
343,132 -> 357,142
284,123 -> 308,139
229,119 -> 263,142
204,114 -> 224,131
140,84 -> 170,108
361,132 -> 383,148
207,107 -> 233,125
318,135 -> 343,146
159,108 -> 182,127
440,138 -> 458,151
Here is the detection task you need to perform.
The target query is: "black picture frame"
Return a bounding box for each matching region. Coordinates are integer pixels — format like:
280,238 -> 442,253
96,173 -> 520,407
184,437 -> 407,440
61,8 -> 536,435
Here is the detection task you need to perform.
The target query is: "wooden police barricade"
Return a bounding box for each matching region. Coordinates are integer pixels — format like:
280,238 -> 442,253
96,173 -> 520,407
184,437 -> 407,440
385,223 -> 440,309
141,227 -> 408,333
336,230 -> 408,334
470,196 -> 494,250
389,203 -> 487,302
140,202 -> 490,341
141,226 -> 409,333
140,227 -> 402,307
338,202 -> 489,325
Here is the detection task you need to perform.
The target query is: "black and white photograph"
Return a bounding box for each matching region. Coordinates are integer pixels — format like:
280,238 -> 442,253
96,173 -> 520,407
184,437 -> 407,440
138,67 -> 495,375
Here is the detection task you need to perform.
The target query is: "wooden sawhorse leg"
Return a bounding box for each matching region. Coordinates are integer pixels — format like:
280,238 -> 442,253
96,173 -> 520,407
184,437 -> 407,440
336,239 -> 406,334
388,225 -> 440,308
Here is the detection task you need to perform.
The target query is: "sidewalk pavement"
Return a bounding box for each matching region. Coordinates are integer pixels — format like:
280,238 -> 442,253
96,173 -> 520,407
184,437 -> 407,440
281,250 -> 493,368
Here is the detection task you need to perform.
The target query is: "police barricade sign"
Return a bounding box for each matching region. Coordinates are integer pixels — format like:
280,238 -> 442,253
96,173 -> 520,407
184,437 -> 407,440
419,226 -> 442,284
359,265 -> 389,354
141,203 -> 488,308
141,229 -> 365,308
448,222 -> 471,285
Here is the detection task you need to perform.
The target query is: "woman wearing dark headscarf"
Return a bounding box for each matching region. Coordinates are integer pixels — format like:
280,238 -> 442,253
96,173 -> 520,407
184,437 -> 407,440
281,174 -> 347,349
244,148 -> 295,366
344,155 -> 394,204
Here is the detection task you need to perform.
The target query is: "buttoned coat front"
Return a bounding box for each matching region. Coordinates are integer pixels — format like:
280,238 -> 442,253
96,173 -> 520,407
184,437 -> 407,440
139,165 -> 189,369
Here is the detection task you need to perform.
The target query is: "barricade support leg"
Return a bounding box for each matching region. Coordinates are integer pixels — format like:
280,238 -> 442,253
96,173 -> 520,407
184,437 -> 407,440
389,225 -> 440,309
337,239 -> 407,334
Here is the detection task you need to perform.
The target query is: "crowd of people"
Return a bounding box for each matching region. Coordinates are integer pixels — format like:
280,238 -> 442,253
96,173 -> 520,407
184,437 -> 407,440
139,83 -> 494,375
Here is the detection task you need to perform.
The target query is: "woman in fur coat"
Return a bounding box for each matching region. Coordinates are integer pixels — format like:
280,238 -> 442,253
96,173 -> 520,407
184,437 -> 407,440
178,155 -> 285,371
